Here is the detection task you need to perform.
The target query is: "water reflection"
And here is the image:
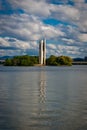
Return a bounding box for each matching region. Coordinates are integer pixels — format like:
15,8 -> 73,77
0,66 -> 87,130
39,70 -> 46,103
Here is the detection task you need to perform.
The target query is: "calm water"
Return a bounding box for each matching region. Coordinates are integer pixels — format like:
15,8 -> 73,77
0,66 -> 87,130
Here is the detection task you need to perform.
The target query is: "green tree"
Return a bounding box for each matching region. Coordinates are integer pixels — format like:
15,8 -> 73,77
4,59 -> 12,66
4,55 -> 39,66
47,55 -> 72,66
46,55 -> 57,65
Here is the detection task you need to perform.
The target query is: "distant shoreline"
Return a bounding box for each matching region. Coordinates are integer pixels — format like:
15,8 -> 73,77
72,62 -> 87,65
1,63 -> 87,66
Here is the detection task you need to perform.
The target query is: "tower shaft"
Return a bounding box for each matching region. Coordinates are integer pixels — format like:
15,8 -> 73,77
39,39 -> 46,65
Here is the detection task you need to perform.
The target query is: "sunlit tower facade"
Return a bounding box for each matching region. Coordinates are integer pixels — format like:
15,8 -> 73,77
39,39 -> 46,65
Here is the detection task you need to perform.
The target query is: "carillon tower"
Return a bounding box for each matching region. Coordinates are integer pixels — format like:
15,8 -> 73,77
39,39 -> 46,65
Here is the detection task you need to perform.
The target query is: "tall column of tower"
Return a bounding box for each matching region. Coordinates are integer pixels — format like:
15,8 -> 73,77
43,39 -> 46,65
39,39 -> 46,65
39,41 -> 41,64
39,40 -> 43,65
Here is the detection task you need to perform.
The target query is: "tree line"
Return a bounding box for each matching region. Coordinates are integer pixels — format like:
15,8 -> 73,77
46,55 -> 72,66
4,55 -> 72,66
4,55 -> 39,66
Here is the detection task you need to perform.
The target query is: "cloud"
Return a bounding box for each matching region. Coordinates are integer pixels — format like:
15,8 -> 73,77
0,37 -> 39,50
74,0 -> 85,3
0,37 -> 39,56
6,0 -> 51,17
79,34 -> 87,42
47,43 -> 87,57
0,0 -> 87,58
47,44 -> 57,50
0,1 -> 2,10
0,49 -> 26,57
0,37 -> 10,47
0,37 -> 29,49
0,14 -> 64,41
62,38 -> 75,44
50,4 -> 80,22
5,0 -> 80,22
78,11 -> 87,33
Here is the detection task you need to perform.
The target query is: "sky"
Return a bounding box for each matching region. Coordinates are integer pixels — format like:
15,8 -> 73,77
0,0 -> 87,58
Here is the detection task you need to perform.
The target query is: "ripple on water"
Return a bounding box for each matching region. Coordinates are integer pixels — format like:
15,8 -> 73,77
0,66 -> 87,130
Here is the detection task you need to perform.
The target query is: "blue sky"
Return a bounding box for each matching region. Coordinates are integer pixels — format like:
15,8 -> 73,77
0,0 -> 87,58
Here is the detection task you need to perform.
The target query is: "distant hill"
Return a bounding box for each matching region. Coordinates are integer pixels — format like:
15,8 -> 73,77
0,56 -> 13,60
73,58 -> 84,61
84,57 -> 87,61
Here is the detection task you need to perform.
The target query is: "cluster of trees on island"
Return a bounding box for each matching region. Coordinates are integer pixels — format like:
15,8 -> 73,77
46,55 -> 72,66
4,55 -> 72,66
4,55 -> 39,66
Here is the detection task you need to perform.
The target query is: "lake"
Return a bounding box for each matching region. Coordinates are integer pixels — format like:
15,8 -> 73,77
0,65 -> 87,130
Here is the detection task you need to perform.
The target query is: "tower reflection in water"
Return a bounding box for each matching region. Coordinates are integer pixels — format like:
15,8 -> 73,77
39,70 -> 46,103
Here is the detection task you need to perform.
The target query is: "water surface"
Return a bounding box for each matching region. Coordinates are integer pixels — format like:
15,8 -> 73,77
0,66 -> 87,130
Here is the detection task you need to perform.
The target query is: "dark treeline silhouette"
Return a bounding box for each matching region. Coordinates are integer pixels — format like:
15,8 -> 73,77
4,55 -> 73,66
46,55 -> 72,66
4,55 -> 39,66
73,57 -> 87,61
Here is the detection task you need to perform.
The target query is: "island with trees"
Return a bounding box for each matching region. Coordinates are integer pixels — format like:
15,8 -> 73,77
4,55 -> 73,66
4,55 -> 39,66
46,55 -> 72,66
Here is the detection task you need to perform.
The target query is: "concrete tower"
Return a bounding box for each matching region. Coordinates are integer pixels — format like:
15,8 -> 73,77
39,39 -> 46,65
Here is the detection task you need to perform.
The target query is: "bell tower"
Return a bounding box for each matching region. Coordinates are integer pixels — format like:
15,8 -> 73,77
39,39 -> 46,65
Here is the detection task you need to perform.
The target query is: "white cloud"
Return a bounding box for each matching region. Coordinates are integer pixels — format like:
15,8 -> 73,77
0,37 -> 39,56
7,0 -> 51,17
79,34 -> 87,42
74,0 -> 85,3
47,44 -> 57,50
2,0 -> 85,34
41,25 -> 64,39
0,49 -> 25,57
0,14 -> 64,41
46,43 -> 82,57
0,37 -> 10,46
6,0 -> 80,22
49,4 -> 80,23
0,37 -> 39,50
0,0 -> 87,58
62,38 -> 75,44
80,21 -> 87,32
77,11 -> 87,33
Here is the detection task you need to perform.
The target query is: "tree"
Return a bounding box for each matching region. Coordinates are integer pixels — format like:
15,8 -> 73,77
4,59 -> 12,66
46,55 -> 72,66
4,55 -> 39,66
46,55 -> 58,65
4,55 -> 72,66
